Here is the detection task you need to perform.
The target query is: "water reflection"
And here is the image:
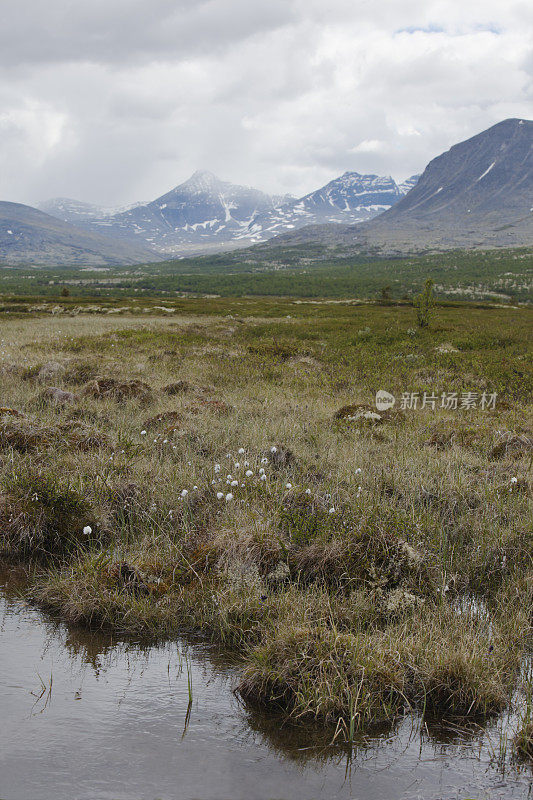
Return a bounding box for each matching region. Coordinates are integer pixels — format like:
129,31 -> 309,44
1,564 -> 531,800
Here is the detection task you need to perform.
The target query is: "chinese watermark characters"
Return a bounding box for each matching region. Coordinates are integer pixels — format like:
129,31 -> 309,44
376,390 -> 497,412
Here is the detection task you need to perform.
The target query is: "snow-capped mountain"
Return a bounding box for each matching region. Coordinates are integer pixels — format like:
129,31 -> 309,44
38,170 -> 419,255
89,170 -> 277,252
246,172 -> 415,242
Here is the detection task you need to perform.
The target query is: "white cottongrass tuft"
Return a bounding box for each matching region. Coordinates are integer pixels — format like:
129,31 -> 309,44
140,430 -> 147,436
270,446 -> 277,453
83,526 -> 92,536
216,491 -> 224,500
225,493 -> 234,502
245,470 -> 253,477
238,447 -> 245,454
181,489 -> 189,498
285,483 -> 292,489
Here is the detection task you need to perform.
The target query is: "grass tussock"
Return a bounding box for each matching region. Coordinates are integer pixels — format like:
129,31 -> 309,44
0,301 -> 530,739
0,417 -> 109,452
0,468 -> 98,559
237,606 -> 523,727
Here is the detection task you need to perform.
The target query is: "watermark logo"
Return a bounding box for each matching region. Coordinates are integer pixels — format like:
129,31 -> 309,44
375,390 -> 497,411
375,390 -> 396,411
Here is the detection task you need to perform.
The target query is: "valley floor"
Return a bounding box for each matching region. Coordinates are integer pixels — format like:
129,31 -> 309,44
0,299 -> 531,752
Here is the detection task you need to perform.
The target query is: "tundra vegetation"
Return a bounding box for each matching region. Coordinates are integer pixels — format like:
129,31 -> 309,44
0,297 -> 531,753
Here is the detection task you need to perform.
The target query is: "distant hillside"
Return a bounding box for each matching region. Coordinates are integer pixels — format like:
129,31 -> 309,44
36,198 -> 145,225
263,119 -> 533,254
0,202 -> 157,266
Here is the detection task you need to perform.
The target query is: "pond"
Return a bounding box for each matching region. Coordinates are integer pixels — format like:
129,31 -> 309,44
0,566 -> 531,800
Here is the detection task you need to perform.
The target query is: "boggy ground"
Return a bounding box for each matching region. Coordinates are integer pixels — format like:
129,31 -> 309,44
0,299 -> 532,747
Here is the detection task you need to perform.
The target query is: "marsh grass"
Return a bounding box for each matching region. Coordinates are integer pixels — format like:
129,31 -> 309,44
0,300 -> 531,738
0,467 -> 98,558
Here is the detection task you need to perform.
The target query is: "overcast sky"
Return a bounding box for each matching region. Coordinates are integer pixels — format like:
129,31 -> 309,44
1,0 -> 532,206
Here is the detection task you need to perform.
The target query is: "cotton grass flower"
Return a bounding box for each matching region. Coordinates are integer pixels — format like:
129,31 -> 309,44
216,491 -> 224,500
231,480 -> 238,486
225,493 -> 234,502
238,447 -> 245,454
140,430 -> 147,436
260,474 -> 267,481
270,446 -> 277,453
181,489 -> 189,498
285,483 -> 292,489
245,470 -> 253,477
83,526 -> 92,536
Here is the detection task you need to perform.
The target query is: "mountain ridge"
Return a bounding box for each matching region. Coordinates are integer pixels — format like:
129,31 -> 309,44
264,118 -> 533,254
0,201 -> 158,266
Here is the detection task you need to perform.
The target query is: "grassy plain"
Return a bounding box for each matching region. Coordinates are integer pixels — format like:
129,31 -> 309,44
0,298 -> 531,745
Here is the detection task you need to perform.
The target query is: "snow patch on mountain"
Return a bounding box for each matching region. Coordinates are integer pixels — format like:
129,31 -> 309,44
38,170 -> 419,255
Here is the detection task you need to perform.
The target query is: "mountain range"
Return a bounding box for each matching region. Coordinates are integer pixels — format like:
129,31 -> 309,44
2,118 -> 533,267
266,118 -> 533,255
35,170 -> 418,258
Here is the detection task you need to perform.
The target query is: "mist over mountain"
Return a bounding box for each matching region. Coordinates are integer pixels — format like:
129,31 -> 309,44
36,198 -> 146,224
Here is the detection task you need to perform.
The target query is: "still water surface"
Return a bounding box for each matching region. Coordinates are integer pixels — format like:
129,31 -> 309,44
1,567 -> 531,800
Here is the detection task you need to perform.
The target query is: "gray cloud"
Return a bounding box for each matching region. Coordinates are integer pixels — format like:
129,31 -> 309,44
1,1 -> 532,206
